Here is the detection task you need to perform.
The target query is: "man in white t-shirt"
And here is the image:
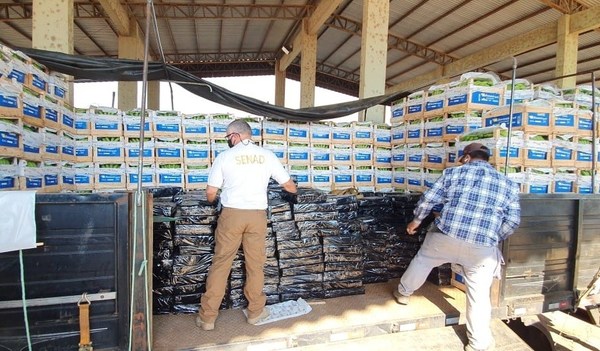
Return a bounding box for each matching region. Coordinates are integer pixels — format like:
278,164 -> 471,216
196,119 -> 297,331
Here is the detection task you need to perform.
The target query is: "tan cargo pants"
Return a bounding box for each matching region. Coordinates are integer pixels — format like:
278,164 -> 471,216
199,207 -> 268,322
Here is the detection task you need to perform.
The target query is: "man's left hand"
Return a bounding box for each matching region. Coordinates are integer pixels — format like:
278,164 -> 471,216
406,220 -> 421,235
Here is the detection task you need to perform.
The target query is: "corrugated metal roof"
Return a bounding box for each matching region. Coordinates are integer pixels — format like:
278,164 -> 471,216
0,0 -> 599,96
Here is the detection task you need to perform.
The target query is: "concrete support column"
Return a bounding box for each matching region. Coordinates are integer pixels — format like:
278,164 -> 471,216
358,0 -> 389,123
300,20 -> 317,108
118,20 -> 144,110
148,81 -> 160,110
275,60 -> 286,107
555,14 -> 578,89
32,0 -> 74,104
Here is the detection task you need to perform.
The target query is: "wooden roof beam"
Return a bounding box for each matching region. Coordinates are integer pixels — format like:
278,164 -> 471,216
387,3 -> 600,94
279,0 -> 342,71
97,0 -> 130,36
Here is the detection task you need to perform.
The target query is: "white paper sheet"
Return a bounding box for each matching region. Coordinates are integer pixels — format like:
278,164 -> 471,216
0,191 -> 36,253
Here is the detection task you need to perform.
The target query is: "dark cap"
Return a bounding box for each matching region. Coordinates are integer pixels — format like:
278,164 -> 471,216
458,142 -> 488,163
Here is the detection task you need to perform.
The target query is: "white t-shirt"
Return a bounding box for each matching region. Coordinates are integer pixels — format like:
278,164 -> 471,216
207,140 -> 291,209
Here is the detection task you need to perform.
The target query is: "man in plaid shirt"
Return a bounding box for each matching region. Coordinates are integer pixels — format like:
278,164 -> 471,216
394,142 -> 521,351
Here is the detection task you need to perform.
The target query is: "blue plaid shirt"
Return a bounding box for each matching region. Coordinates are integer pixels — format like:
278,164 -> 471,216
413,160 -> 521,247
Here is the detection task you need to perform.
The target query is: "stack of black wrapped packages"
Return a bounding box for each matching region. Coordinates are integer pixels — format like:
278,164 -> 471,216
276,188 -> 328,301
356,195 -> 395,284
151,189 -> 180,314
171,191 -> 221,314
384,193 -> 451,286
321,195 -> 365,298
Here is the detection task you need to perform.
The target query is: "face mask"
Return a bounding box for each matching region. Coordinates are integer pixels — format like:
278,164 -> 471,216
227,139 -> 235,148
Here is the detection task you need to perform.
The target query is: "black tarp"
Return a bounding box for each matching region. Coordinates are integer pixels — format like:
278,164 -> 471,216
18,47 -> 411,122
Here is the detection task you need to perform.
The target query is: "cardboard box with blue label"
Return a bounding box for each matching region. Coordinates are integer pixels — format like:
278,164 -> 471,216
424,84 -> 447,116
184,164 -> 210,190
352,121 -> 373,143
125,137 -> 154,163
182,113 -> 210,139
123,109 -> 153,137
310,144 -> 332,166
483,103 -> 552,132
153,110 -> 181,138
391,144 -> 406,166
262,119 -> 287,140
375,146 -> 392,167
287,121 -> 310,142
288,165 -> 310,188
424,115 -> 444,142
392,167 -> 406,189
311,166 -> 333,190
333,165 -> 353,188
352,144 -> 373,166
523,133 -> 552,167
0,79 -> 23,118
374,124 -> 391,145
74,108 -> 91,135
94,163 -> 126,190
523,168 -> 552,194
391,124 -> 406,145
43,128 -> 61,161
309,121 -> 332,142
22,126 -> 41,161
184,139 -> 210,164
90,106 -> 123,135
262,139 -> 287,163
332,144 -> 352,165
22,88 -> 44,127
155,137 -> 183,163
404,91 -> 425,120
332,122 -> 352,144
126,164 -> 156,190
156,163 -> 184,187
73,163 -> 94,190
20,161 -> 44,191
553,169 -> 576,193
93,136 -> 124,163
0,118 -> 22,158
551,105 -> 577,134
391,97 -> 405,121
551,135 -> 576,168
287,142 -> 310,164
445,78 -> 502,112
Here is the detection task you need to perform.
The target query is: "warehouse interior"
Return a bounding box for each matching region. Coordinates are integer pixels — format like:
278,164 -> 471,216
1,1 -> 600,351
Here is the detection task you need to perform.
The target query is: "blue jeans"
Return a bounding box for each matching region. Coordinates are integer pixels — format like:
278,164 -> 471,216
397,228 -> 500,349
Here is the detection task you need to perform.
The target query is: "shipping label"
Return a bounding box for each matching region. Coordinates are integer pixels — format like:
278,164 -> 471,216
0,131 -> 19,148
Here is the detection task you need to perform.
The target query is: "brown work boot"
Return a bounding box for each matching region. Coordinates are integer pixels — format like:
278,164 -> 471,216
393,290 -> 410,305
247,308 -> 270,325
195,316 -> 215,331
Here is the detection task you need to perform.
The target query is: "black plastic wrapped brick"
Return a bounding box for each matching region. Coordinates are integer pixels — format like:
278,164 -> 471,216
276,237 -> 321,250
277,245 -> 322,259
175,215 -> 217,225
174,224 -> 215,235
278,254 -> 323,269
293,211 -> 338,222
292,202 -> 338,213
280,263 -> 324,276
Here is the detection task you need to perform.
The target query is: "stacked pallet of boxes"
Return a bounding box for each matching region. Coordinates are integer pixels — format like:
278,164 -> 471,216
153,110 -> 184,189
90,106 -> 126,191
480,82 -> 600,194
181,113 -> 210,190
390,73 -> 503,192
0,46 -> 72,193
352,121 -> 375,192
122,108 -> 154,190
287,120 -> 314,189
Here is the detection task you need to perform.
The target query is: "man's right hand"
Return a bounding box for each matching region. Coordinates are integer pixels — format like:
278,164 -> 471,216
406,220 -> 421,235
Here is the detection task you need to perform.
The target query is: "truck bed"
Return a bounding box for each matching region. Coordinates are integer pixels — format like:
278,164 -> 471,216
152,280 -> 518,350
